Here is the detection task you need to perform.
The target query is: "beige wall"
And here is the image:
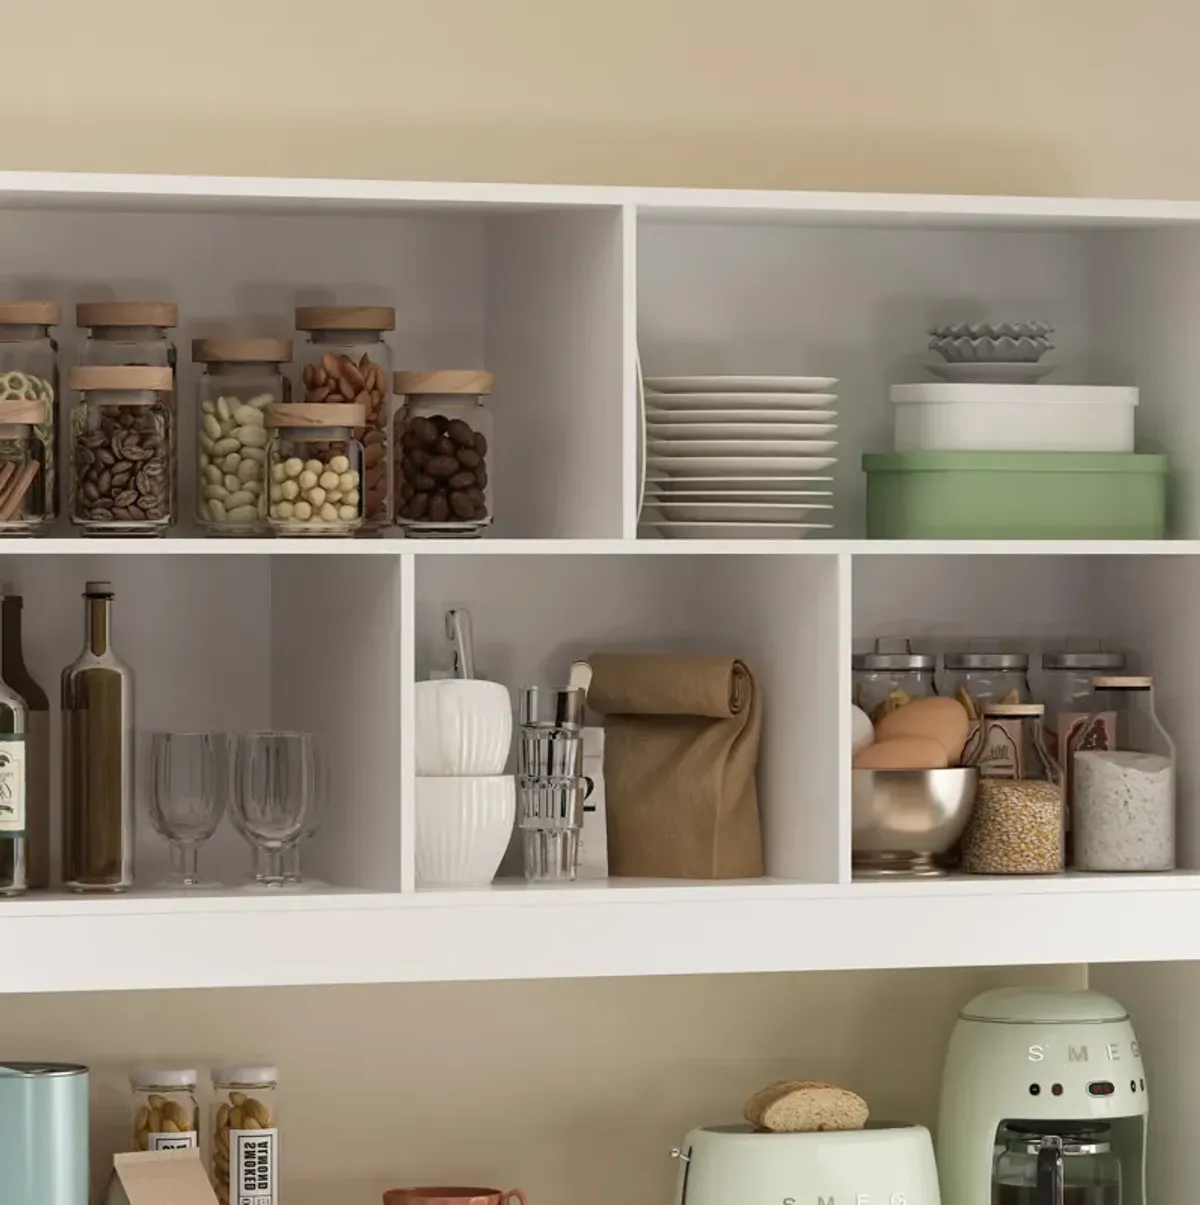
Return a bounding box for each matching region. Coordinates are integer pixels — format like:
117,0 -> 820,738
9,0 -> 1197,198
10,965 -> 1082,1203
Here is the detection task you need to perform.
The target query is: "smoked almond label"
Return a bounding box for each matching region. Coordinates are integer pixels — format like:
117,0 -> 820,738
231,1127 -> 278,1205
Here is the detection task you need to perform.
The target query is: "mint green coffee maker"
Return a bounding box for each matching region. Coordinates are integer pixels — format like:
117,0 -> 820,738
0,1062 -> 89,1203
938,989 -> 1147,1205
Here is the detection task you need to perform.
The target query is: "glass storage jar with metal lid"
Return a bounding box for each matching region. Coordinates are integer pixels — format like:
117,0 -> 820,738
130,1067 -> 199,1152
851,637 -> 937,724
1071,676 -> 1175,872
193,338 -> 291,536
0,302 -> 59,524
395,370 -> 494,536
295,305 -> 393,531
941,646 -> 1031,720
210,1065 -> 279,1205
69,366 -> 174,536
264,402 -> 365,535
961,702 -> 1064,874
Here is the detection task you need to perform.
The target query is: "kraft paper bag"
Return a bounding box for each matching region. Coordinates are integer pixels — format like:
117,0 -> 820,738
587,652 -> 763,879
105,1149 -> 220,1205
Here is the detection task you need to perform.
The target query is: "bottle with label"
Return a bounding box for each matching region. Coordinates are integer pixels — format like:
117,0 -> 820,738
1,593 -> 48,888
0,591 -> 29,895
62,581 -> 134,892
130,1068 -> 199,1151
210,1065 -> 279,1205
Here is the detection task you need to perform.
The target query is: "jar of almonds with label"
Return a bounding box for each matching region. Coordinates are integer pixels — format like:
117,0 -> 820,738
211,1065 -> 279,1205
130,1067 -> 199,1152
295,306 -> 392,531
194,338 -> 291,535
0,302 -> 59,526
395,370 -> 494,536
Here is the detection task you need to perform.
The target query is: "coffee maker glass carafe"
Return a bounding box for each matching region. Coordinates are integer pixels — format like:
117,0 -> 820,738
994,1124 -> 1121,1205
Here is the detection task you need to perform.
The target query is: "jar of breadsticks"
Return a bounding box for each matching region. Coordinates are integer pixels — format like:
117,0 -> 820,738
210,1065 -> 279,1205
130,1067 -> 199,1152
0,302 -> 59,525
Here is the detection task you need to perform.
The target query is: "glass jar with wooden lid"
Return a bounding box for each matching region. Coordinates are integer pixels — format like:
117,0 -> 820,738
395,370 -> 494,537
77,301 -> 178,372
193,337 -> 291,536
295,306 -> 393,531
69,366 -> 174,536
0,302 -> 60,523
264,402 -> 365,536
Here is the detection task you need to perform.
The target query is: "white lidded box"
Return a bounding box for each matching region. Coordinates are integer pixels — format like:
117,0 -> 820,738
890,384 -> 1138,452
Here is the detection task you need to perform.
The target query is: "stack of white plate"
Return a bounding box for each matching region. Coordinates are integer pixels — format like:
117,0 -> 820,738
639,375 -> 838,538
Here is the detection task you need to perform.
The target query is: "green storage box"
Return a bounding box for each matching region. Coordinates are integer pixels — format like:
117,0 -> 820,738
863,452 -> 1168,539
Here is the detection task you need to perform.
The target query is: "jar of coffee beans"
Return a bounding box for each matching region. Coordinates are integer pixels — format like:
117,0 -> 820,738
68,366 -> 174,536
264,402 -> 365,536
394,370 -> 493,537
295,306 -> 393,532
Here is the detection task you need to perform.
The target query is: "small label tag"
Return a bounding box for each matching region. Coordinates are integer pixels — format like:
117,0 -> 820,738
230,1128 -> 277,1205
0,735 -> 27,833
148,1130 -> 198,1151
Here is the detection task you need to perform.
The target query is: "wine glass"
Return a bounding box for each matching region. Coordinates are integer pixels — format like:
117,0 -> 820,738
147,732 -> 229,889
231,732 -> 321,890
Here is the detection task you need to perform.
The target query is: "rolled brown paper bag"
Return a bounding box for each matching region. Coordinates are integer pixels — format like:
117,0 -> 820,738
587,652 -> 763,878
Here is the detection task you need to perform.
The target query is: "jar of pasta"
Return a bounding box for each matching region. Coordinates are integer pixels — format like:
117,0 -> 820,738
130,1067 -> 199,1152
210,1065 -> 278,1205
851,638 -> 937,724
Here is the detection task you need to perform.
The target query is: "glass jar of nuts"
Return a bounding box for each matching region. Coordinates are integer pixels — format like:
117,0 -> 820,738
68,366 -> 174,536
130,1067 -> 199,1152
395,370 -> 493,536
0,302 -> 59,524
210,1065 -> 278,1205
264,403 -> 365,536
295,306 -> 393,531
194,338 -> 291,536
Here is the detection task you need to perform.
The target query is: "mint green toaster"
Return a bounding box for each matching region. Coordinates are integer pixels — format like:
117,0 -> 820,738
0,1062 -> 89,1204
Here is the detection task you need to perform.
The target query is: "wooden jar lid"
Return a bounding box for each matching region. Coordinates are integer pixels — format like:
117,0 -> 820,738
294,305 -> 395,332
69,365 -> 173,392
76,301 -> 178,328
0,301 -> 59,325
192,337 -> 293,363
265,402 -> 367,428
0,400 -> 48,424
395,370 -> 494,395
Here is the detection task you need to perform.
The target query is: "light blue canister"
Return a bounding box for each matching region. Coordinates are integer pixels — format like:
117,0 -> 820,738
0,1062 -> 89,1204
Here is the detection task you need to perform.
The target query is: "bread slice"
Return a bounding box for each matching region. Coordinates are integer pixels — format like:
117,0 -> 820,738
743,1080 -> 869,1133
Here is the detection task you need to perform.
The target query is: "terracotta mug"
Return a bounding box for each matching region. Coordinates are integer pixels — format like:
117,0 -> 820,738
383,1190 -> 527,1205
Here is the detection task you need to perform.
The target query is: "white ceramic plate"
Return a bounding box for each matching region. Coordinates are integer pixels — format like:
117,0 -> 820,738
645,391 -> 838,411
647,438 -> 837,455
644,475 -> 833,492
651,502 -> 833,522
644,487 -> 833,498
927,361 -> 1056,384
644,409 -> 839,425
639,521 -> 834,539
635,353 -> 646,522
645,376 -> 837,393
647,422 -> 838,439
647,456 -> 837,476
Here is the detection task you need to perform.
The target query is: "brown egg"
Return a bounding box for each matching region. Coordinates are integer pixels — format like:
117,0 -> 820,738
852,736 -> 950,771
874,696 -> 971,763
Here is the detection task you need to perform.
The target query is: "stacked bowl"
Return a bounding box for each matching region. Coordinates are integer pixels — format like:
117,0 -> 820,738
414,679 -> 514,887
639,374 -> 839,538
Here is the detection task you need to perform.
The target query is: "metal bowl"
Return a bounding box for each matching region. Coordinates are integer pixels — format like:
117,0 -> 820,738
851,768 -> 978,878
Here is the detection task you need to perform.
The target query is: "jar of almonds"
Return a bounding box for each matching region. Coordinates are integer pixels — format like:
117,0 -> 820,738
130,1067 -> 199,1151
395,370 -> 493,536
295,306 -> 393,531
210,1065 -> 279,1205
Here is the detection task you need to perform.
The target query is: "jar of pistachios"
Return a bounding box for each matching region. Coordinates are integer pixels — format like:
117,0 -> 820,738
130,1067 -> 199,1152
210,1065 -> 278,1205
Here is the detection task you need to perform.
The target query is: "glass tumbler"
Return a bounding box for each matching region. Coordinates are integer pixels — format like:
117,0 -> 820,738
147,731 -> 229,889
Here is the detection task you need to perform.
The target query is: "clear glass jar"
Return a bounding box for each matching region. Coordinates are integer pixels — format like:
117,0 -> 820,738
0,302 -> 59,523
961,702 -> 1064,875
210,1065 -> 278,1205
295,306 -> 393,531
941,648 -> 1031,717
395,370 -> 494,536
193,338 -> 291,536
77,301 -> 178,372
851,638 -> 937,724
1072,676 -> 1175,872
68,366 -> 174,536
264,403 -> 365,536
130,1067 -> 199,1152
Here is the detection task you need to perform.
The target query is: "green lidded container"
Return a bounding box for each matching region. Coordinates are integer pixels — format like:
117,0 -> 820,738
863,452 -> 1168,539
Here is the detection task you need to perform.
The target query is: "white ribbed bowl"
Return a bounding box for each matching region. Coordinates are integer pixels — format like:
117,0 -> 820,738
415,775 -> 515,887
414,679 -> 512,776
